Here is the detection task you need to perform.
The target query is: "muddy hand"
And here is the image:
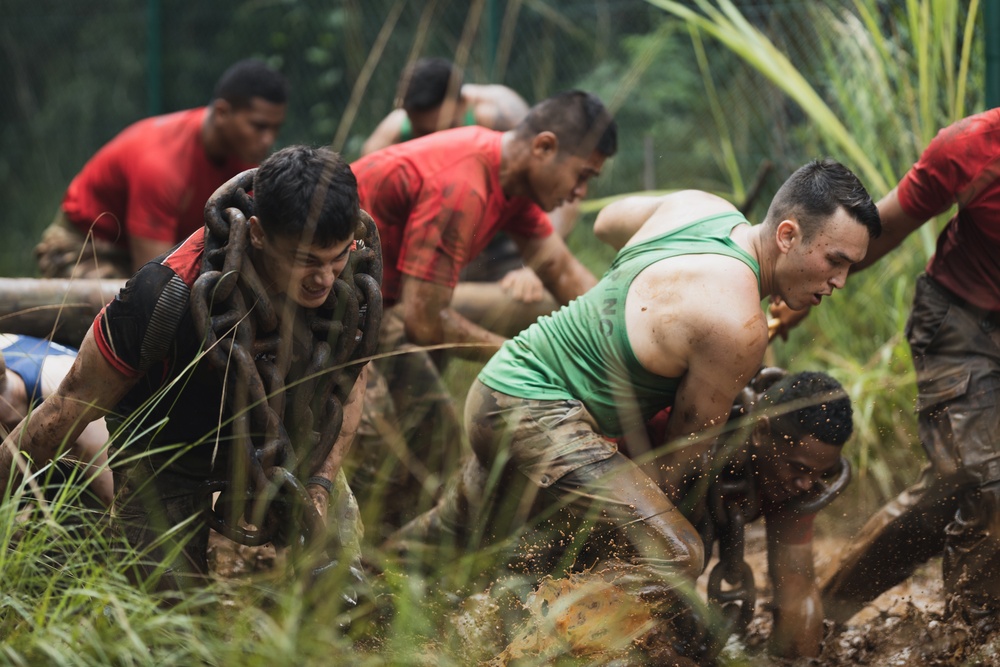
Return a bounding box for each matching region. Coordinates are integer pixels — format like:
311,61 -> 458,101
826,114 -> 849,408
768,297 -> 812,341
499,266 -> 546,303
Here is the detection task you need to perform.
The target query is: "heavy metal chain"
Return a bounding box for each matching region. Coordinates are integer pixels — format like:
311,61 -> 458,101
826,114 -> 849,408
705,366 -> 852,640
191,169 -> 382,563
705,367 -> 786,638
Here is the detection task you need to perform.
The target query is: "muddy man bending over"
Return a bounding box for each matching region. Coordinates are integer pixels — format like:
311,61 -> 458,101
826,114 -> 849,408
394,159 -> 880,661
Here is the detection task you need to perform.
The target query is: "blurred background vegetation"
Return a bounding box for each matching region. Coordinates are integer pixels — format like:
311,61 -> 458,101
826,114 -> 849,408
0,0 -> 989,662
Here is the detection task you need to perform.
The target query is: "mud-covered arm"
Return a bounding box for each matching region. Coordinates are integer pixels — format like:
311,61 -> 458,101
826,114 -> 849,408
593,196 -> 667,251
511,231 -> 596,306
660,316 -> 765,467
851,187 -> 926,273
766,512 -> 823,658
307,365 -> 367,517
400,275 -> 506,362
0,328 -> 137,498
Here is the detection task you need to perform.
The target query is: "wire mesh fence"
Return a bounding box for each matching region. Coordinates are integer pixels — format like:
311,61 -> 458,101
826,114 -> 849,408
0,0 -> 983,275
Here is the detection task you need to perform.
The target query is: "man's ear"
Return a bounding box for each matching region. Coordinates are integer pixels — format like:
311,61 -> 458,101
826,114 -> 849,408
211,98 -> 233,122
248,216 -> 266,249
775,218 -> 799,254
530,131 -> 559,158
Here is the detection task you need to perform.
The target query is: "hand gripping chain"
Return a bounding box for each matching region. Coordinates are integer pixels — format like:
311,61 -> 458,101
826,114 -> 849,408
190,169 -> 382,573
706,367 -> 851,642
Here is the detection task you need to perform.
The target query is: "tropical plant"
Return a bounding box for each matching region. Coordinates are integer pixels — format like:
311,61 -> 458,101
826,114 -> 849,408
643,0 -> 983,500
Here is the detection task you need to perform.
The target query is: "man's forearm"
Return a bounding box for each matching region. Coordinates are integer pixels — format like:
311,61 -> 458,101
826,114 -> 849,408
771,591 -> 823,658
0,397 -> 88,498
768,541 -> 822,658
437,308 -> 507,361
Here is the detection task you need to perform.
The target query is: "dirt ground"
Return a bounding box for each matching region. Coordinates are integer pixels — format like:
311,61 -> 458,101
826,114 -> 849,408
207,521 -> 1000,666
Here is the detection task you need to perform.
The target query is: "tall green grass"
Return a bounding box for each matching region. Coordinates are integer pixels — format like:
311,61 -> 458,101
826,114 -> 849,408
647,0 -> 983,502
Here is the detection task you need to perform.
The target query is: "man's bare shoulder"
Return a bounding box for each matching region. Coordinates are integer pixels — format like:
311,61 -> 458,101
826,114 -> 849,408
627,254 -> 766,378
361,109 -> 407,155
468,84 -> 529,130
625,190 -> 739,247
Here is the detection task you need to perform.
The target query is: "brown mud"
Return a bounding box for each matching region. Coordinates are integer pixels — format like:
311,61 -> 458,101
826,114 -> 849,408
206,524 -> 1000,666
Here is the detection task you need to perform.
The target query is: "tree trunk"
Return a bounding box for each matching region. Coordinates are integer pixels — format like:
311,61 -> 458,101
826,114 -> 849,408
0,278 -> 126,348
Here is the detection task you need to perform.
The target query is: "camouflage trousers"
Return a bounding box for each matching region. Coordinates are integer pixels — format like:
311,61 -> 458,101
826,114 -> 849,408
822,274 -> 1000,622
390,379 -> 705,603
35,209 -> 132,279
112,452 -> 363,592
349,305 -> 467,537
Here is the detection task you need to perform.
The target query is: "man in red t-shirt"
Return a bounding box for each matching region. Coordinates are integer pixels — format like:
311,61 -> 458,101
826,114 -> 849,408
35,58 -> 288,279
350,90 -> 617,531
772,109 -> 1000,624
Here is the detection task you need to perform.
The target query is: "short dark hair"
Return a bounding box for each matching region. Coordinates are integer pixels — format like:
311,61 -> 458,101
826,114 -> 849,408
253,145 -> 359,247
764,159 -> 881,241
759,371 -> 853,447
400,57 -> 463,114
213,58 -> 289,109
514,90 -> 618,158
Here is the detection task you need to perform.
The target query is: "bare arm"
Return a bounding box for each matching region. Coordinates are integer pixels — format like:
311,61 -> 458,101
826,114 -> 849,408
512,232 -> 597,306
660,331 -> 765,472
0,328 -> 137,498
767,518 -> 822,658
593,196 -> 668,251
851,187 -> 928,273
361,109 -> 407,156
475,85 -> 530,131
307,366 -> 367,517
130,236 -> 175,272
400,276 -> 506,362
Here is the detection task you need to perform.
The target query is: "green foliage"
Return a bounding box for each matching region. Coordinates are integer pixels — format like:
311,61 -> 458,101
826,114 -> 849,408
649,0 -> 983,500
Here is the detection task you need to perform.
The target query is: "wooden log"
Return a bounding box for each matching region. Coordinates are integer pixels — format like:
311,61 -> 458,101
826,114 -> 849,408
0,278 -> 126,348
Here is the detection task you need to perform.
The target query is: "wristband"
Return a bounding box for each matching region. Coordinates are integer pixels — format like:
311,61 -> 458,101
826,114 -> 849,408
306,476 -> 333,493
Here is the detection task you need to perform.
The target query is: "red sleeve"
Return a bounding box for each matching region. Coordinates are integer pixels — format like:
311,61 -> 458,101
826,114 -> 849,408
897,118 -> 974,221
397,177 -> 487,288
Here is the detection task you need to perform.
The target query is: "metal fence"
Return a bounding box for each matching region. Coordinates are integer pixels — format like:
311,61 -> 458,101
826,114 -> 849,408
0,0 -> 983,275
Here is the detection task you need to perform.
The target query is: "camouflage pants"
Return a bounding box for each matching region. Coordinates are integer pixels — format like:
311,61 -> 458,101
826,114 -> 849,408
391,380 -> 705,602
822,274 -> 1000,622
349,305 -> 467,536
35,209 -> 132,279
113,453 -> 364,592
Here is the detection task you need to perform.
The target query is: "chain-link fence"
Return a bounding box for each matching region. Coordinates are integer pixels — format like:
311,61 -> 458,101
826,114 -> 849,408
0,0 -> 983,275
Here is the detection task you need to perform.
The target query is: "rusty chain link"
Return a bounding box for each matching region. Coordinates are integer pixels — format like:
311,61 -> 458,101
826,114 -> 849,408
190,169 -> 382,571
705,366 -> 851,642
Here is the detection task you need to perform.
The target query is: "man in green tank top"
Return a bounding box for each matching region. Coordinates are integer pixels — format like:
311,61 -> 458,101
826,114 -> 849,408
392,159 -> 882,660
